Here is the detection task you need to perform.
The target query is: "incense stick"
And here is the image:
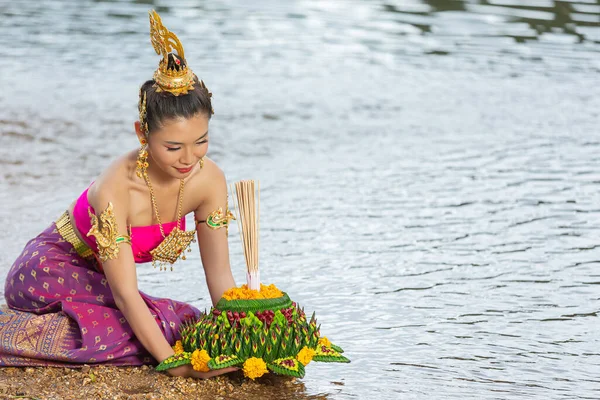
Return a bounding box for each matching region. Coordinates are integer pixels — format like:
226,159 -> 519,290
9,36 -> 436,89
231,180 -> 260,290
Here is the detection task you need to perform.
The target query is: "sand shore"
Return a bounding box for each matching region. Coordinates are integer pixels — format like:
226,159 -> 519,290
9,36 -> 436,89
0,365 -> 326,399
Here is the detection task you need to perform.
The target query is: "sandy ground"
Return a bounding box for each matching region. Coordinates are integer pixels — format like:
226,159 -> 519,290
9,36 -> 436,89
0,365 -> 327,400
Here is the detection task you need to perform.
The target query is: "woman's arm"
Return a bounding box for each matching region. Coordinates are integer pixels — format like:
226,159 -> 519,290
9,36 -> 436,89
88,185 -> 177,364
194,163 -> 236,305
88,175 -> 236,378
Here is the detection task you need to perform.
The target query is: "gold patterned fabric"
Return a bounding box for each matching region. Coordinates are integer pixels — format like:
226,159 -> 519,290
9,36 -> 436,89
0,306 -> 76,366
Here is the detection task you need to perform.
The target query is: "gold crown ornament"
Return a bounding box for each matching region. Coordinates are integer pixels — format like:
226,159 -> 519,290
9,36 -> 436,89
147,10 -> 215,113
149,10 -> 196,96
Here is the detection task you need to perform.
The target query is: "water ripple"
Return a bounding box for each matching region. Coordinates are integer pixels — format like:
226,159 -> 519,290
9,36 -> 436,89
1,1 -> 600,399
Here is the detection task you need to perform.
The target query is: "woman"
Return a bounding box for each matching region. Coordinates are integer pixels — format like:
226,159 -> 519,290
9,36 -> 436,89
0,11 -> 237,378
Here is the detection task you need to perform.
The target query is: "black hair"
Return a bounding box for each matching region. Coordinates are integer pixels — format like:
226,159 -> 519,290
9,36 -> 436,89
140,53 -> 213,133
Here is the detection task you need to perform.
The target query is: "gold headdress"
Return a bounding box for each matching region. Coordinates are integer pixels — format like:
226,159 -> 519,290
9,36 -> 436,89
148,10 -> 196,96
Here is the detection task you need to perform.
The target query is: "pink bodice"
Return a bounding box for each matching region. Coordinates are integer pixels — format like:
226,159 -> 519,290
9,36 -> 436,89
72,187 -> 186,263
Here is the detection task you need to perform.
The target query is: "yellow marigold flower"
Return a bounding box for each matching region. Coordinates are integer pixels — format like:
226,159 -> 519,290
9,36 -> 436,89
222,284 -> 284,301
172,340 -> 184,354
318,337 -> 332,347
190,349 -> 211,372
296,346 -> 315,366
243,357 -> 268,380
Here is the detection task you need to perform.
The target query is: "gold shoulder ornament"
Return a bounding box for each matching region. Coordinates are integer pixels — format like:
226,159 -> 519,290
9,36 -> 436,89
87,202 -> 132,262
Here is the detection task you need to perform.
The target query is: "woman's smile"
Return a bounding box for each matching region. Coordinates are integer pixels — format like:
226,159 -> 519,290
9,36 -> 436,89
175,165 -> 194,174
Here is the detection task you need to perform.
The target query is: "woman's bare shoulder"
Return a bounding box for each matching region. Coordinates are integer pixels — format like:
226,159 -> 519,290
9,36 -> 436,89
201,157 -> 226,181
188,157 -> 227,203
88,151 -> 137,209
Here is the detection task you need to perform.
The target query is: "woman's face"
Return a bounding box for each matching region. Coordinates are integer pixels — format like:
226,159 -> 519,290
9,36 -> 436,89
145,113 -> 210,179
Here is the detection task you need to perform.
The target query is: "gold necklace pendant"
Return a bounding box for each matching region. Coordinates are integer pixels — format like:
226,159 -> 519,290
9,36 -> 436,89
150,226 -> 196,270
144,174 -> 196,271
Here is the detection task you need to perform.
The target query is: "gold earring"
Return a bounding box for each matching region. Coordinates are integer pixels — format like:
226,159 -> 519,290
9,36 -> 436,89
137,89 -> 151,179
199,157 -> 204,169
136,143 -> 149,179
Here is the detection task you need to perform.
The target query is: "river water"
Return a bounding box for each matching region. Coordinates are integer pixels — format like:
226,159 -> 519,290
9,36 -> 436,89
1,0 -> 599,399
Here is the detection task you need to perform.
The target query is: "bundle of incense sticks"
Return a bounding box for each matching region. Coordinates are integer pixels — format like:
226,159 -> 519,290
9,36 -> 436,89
231,180 -> 260,290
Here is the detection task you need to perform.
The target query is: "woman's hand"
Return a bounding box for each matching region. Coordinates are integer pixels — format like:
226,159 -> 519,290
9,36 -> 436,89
167,364 -> 239,379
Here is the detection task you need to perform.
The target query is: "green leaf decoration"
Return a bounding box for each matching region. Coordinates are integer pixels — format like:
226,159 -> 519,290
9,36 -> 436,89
312,354 -> 351,363
238,326 -> 248,345
283,329 -> 291,344
178,293 -> 351,374
194,328 -> 205,347
273,310 -> 286,326
269,329 -> 280,349
267,357 -> 305,378
309,330 -> 319,348
301,326 -> 309,348
251,341 -> 260,357
207,354 -> 244,370
209,335 -> 219,356
259,329 -> 268,349
222,314 -> 231,329
300,324 -> 308,336
215,293 -> 293,313
220,336 -> 230,355
233,338 -> 242,355
208,324 -> 217,341
229,327 -> 238,344
155,352 -> 192,371
217,322 -> 227,340
188,336 -> 196,353
293,336 -> 302,354
279,339 -> 289,359
330,344 -> 344,353
263,342 -> 275,363
313,346 -> 350,363
242,332 -> 251,358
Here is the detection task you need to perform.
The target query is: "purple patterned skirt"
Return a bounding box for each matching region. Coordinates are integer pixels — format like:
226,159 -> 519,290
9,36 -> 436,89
0,222 -> 200,367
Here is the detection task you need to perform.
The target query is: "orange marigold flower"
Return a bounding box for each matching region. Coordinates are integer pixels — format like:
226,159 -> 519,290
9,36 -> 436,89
222,284 -> 283,300
172,340 -> 184,354
243,357 -> 268,380
190,349 -> 211,372
296,346 -> 315,366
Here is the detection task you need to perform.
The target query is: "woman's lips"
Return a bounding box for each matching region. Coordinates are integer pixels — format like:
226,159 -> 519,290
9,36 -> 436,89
176,166 -> 193,173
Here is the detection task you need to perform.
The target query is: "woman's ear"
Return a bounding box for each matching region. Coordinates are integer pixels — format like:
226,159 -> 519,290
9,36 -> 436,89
134,121 -> 146,144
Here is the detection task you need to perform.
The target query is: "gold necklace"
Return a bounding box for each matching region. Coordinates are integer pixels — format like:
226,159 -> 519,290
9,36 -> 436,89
143,174 -> 196,271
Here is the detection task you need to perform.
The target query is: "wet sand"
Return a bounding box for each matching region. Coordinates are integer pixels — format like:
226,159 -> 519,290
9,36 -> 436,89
0,365 -> 327,400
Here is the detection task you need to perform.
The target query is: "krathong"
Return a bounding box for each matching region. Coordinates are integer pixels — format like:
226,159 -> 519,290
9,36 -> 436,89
157,180 -> 349,378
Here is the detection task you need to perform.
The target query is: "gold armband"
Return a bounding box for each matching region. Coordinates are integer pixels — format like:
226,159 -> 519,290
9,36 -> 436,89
197,207 -> 235,236
86,202 -> 131,262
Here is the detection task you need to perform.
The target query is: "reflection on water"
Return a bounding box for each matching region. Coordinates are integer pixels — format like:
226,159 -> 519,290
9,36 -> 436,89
1,1 -> 599,399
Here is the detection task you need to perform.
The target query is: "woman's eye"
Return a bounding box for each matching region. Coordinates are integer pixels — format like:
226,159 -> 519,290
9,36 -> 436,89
166,147 -> 180,152
196,140 -> 208,145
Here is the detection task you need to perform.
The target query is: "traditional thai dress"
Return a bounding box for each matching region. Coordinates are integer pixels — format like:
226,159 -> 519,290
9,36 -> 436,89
0,186 -> 200,366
